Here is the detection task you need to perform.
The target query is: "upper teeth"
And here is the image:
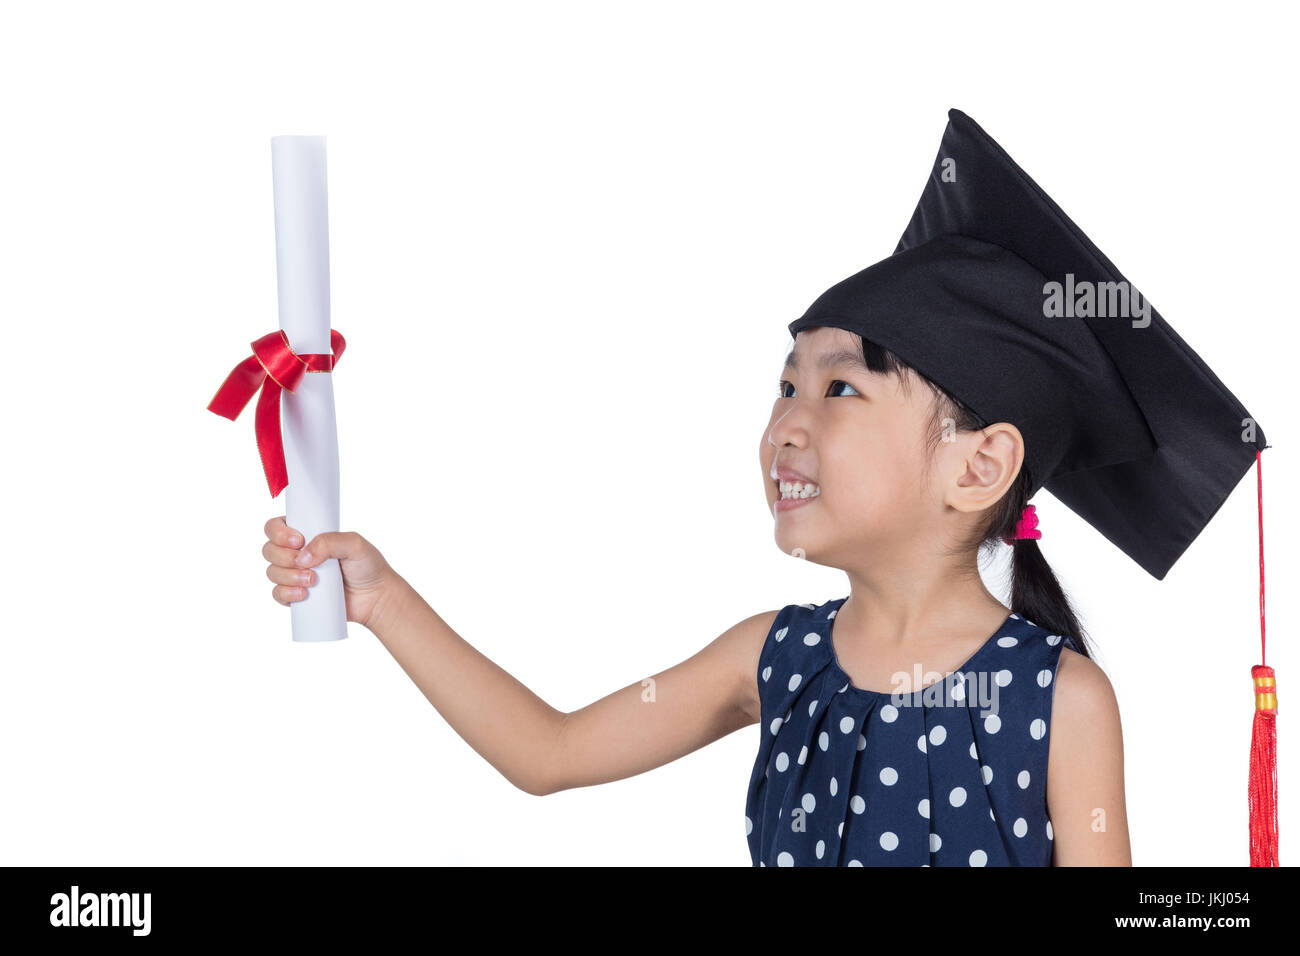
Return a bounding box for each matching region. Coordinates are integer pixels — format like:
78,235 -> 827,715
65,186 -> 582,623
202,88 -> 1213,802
780,480 -> 820,499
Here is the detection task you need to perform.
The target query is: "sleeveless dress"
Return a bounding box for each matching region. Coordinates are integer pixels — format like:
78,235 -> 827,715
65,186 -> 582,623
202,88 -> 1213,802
744,596 -> 1080,866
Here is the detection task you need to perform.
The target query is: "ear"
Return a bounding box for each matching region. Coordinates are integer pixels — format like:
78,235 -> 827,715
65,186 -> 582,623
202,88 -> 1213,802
944,423 -> 1024,513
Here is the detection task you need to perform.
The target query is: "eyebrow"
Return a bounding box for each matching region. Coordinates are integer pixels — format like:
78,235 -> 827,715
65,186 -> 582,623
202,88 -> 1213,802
782,347 -> 870,375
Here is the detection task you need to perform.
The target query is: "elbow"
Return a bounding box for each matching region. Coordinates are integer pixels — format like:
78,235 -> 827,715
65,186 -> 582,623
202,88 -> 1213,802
514,771 -> 561,797
514,774 -> 549,797
512,708 -> 570,797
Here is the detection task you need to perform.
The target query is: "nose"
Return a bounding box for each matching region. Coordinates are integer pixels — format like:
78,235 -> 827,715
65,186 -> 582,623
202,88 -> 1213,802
767,400 -> 809,450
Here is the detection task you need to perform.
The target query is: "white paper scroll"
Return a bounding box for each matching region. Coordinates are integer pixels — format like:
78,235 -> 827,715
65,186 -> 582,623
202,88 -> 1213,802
271,136 -> 348,642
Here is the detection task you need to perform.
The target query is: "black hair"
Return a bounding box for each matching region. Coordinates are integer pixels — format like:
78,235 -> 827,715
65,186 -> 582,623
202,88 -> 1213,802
856,335 -> 1090,656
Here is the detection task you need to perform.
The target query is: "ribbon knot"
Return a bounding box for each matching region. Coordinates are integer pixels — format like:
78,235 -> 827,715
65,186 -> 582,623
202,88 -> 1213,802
207,328 -> 346,497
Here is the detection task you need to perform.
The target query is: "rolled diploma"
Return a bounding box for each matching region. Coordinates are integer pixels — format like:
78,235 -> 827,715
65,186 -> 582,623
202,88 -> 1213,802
271,135 -> 348,642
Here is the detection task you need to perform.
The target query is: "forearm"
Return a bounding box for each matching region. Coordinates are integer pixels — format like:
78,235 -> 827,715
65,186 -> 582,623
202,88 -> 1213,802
368,574 -> 566,796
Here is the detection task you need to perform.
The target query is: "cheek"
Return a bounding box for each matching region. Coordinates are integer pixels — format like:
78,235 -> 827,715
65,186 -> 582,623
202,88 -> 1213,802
826,428 -> 926,519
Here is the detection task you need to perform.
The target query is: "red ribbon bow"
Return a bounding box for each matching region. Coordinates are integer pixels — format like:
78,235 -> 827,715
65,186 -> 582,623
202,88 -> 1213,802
206,328 -> 346,497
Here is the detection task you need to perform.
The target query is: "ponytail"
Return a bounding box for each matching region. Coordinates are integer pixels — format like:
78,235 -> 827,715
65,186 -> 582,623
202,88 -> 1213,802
1008,540 -> 1090,657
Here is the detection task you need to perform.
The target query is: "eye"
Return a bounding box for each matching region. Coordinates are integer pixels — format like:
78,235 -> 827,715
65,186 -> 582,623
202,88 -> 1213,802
777,379 -> 861,398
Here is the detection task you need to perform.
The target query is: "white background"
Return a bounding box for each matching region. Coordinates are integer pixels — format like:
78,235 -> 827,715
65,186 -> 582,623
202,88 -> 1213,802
1,1 -> 1294,866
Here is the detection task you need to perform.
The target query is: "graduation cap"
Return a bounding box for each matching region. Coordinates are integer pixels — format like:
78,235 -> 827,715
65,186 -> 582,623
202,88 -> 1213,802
787,108 -> 1277,865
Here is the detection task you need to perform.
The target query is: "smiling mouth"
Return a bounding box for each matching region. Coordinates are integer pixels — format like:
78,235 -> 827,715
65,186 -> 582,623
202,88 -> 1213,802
778,479 -> 821,501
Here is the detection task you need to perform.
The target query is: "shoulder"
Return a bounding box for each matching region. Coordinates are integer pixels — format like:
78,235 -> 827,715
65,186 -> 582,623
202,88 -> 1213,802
720,608 -> 785,725
1001,619 -> 1120,744
1052,646 -> 1120,724
1047,645 -> 1124,768
726,601 -> 836,724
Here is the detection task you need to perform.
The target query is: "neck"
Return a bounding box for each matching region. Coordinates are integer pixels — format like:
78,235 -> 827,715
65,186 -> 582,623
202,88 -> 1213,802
836,539 -> 1010,649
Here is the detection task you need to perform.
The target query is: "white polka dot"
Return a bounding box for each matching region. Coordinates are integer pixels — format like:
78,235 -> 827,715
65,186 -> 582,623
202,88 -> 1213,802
1010,612 -> 1020,620
1046,820 -> 1054,840
775,626 -> 788,642
775,751 -> 789,772
929,724 -> 947,746
816,839 -> 825,859
969,849 -> 987,866
830,776 -> 838,797
1037,668 -> 1053,688
916,734 -> 928,754
994,668 -> 1013,687
828,609 -> 837,619
1046,634 -> 1062,646
997,636 -> 1018,648
969,742 -> 978,759
981,764 -> 993,785
762,666 -> 771,682
949,786 -> 967,807
769,717 -> 784,735
857,733 -> 867,751
745,815 -> 753,835
880,831 -> 899,851
777,851 -> 794,866
808,699 -> 819,717
848,859 -> 862,866
788,673 -> 802,692
803,632 -> 821,646
951,679 -> 966,701
1013,817 -> 1028,838
839,715 -> 856,734
838,682 -> 849,694
989,808 -> 996,821
880,704 -> 899,723
850,795 -> 866,814
984,714 -> 1001,734
1018,770 -> 1030,789
798,745 -> 808,765
1030,718 -> 1047,740
918,798 -> 930,819
880,766 -> 898,786
930,832 -> 942,852
818,731 -> 830,751
838,821 -> 844,837
801,793 -> 816,813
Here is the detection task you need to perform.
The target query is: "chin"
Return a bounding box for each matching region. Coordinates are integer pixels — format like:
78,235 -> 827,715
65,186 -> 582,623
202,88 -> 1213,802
774,526 -> 816,560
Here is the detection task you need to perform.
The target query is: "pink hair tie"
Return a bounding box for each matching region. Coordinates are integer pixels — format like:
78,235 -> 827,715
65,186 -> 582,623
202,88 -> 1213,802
1003,504 -> 1042,544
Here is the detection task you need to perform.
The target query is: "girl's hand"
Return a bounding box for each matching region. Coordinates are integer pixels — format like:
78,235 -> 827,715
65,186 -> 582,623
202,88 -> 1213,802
262,515 -> 399,631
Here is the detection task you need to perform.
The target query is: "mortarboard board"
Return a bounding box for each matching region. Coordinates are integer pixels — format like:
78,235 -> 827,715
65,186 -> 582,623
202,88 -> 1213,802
786,108 -> 1277,866
789,108 -> 1265,582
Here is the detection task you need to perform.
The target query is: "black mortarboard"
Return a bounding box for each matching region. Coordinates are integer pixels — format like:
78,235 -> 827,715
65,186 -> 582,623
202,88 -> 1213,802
788,108 -> 1266,580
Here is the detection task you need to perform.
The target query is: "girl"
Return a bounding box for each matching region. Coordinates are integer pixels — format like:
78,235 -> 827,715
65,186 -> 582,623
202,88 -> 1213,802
260,319 -> 1128,866
259,109 -> 1265,866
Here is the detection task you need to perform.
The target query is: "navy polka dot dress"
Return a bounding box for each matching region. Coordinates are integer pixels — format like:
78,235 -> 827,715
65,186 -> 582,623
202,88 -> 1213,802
744,596 -> 1079,866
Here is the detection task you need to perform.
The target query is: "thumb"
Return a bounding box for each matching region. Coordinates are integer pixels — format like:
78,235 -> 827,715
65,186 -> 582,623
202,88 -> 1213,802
297,531 -> 358,568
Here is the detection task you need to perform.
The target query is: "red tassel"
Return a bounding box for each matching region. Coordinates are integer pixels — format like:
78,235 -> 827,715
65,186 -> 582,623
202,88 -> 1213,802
1250,665 -> 1278,865
1248,449 -> 1279,866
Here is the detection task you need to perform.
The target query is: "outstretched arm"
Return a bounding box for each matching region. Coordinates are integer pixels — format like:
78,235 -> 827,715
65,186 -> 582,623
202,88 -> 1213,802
370,572 -> 774,797
546,609 -> 777,794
